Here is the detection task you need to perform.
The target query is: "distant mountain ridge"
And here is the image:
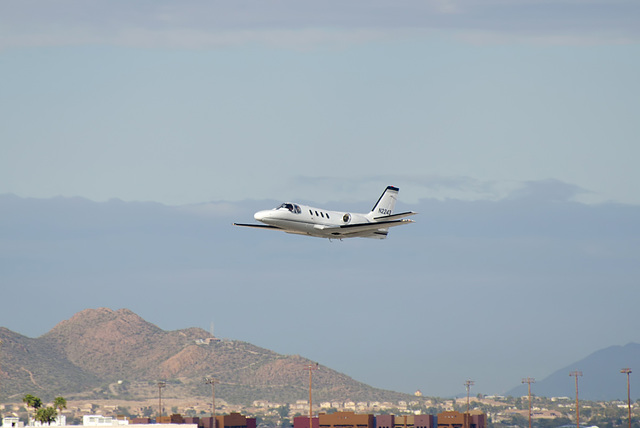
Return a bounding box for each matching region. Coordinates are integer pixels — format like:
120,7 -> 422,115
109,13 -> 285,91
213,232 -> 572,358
506,343 -> 640,401
0,308 -> 415,404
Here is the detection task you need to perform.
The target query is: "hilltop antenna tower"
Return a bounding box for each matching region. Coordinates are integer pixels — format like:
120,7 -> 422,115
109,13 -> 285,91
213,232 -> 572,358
522,378 -> 536,428
210,322 -> 215,337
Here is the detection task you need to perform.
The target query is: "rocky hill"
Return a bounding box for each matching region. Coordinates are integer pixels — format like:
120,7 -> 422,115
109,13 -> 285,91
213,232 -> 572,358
0,308 -> 414,404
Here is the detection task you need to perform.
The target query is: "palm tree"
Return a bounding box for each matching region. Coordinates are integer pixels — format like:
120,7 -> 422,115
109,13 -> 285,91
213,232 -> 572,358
53,397 -> 67,416
35,407 -> 57,426
53,397 -> 67,425
22,394 -> 42,426
22,394 -> 34,423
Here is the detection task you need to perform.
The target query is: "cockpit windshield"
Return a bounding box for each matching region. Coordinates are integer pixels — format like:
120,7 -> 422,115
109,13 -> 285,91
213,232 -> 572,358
277,203 -> 301,214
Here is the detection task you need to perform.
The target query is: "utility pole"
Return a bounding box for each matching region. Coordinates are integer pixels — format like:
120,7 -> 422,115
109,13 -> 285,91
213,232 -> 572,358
204,377 -> 217,428
569,371 -> 583,428
0,339 -> 3,402
522,378 -> 536,428
621,368 -> 632,428
157,381 -> 166,419
305,363 -> 319,428
464,380 -> 474,428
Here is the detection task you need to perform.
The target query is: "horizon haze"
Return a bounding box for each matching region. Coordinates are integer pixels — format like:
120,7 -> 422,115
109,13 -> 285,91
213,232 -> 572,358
1,191 -> 639,398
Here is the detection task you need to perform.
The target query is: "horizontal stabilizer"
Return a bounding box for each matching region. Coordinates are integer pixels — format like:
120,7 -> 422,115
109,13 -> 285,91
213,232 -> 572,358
373,211 -> 418,221
317,218 -> 414,238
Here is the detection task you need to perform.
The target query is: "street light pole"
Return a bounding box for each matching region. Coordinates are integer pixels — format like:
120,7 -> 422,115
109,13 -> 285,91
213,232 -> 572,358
621,369 -> 632,428
205,377 -> 217,428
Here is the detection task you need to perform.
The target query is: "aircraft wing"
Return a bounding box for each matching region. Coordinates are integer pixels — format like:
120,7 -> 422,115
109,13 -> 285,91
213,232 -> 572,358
233,223 -> 283,230
315,219 -> 414,238
373,211 -> 418,221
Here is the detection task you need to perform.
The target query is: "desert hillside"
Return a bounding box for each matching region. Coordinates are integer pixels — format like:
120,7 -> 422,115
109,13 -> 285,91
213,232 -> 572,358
0,308 -> 414,405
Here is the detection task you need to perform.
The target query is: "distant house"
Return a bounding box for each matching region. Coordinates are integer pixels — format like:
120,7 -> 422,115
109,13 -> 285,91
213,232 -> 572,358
292,417 -> 319,428
437,411 -> 485,428
2,417 -> 23,428
83,415 -> 129,426
195,338 -> 221,345
319,411 -> 374,428
200,412 -> 256,428
394,415 -> 435,428
292,411 -> 482,428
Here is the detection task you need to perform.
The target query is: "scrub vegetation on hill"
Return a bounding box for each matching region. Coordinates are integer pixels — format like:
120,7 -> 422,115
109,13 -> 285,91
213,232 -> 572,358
0,308 -> 414,404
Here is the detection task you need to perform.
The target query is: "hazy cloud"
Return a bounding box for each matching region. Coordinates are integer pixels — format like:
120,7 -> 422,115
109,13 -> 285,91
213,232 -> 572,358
506,179 -> 591,202
1,0 -> 639,49
291,176 -> 588,205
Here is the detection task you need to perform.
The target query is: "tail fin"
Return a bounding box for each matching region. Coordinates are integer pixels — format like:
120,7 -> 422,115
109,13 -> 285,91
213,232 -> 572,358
370,186 -> 399,217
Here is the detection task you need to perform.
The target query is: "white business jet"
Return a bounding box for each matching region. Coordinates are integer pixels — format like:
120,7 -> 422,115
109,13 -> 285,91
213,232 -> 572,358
234,186 -> 416,239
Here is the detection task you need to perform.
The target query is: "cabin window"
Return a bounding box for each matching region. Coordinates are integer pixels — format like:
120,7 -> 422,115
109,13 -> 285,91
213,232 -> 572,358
315,210 -> 319,216
320,212 -> 325,218
309,210 -> 313,215
326,213 -> 330,219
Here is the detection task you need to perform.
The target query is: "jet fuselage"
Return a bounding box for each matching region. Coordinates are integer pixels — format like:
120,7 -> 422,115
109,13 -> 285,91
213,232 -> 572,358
234,186 -> 416,240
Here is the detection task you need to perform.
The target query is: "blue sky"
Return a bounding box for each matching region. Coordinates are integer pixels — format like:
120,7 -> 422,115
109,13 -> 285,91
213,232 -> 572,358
1,0 -> 640,399
2,0 -> 640,206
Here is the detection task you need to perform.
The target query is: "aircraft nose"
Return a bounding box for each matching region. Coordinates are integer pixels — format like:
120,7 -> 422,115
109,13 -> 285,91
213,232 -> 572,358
254,210 -> 270,222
